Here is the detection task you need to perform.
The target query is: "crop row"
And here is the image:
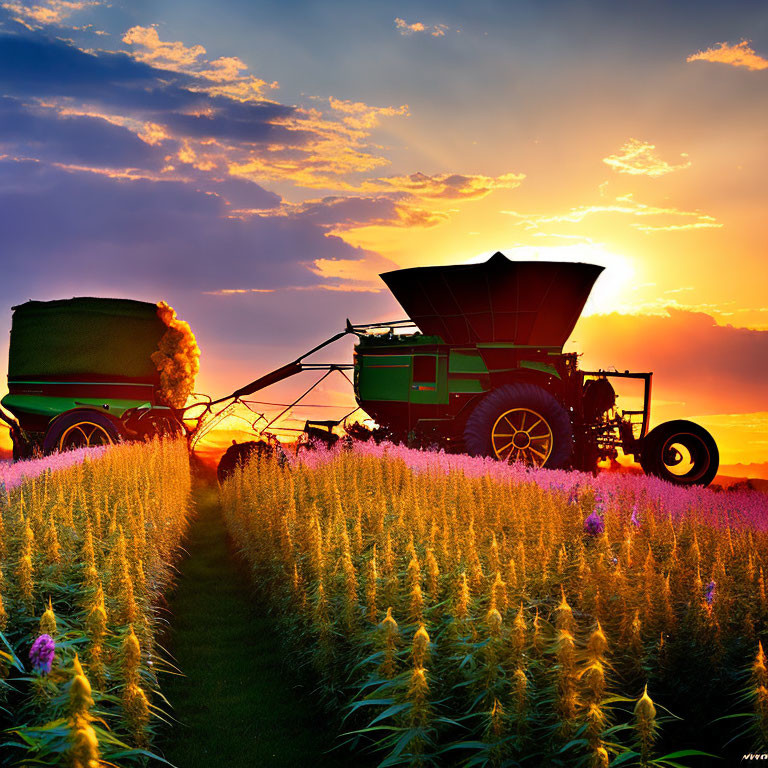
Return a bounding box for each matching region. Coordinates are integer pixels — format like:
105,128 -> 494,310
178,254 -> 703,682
221,446 -> 768,766
0,439 -> 191,766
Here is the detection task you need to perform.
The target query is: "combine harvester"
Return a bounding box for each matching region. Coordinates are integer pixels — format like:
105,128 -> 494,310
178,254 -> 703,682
0,253 -> 719,486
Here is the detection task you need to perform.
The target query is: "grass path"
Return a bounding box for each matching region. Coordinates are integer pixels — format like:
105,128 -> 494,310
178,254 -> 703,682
160,478 -> 346,768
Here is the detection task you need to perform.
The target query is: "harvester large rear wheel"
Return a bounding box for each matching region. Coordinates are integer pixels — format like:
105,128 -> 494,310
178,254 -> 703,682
43,411 -> 120,454
640,419 -> 718,487
463,383 -> 573,469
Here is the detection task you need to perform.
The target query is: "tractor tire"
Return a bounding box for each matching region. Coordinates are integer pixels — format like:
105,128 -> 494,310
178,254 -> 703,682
640,419 -> 719,487
43,410 -> 120,454
463,383 -> 573,468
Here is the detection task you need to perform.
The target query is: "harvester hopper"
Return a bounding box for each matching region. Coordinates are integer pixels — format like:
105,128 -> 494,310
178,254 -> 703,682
380,253 -> 604,348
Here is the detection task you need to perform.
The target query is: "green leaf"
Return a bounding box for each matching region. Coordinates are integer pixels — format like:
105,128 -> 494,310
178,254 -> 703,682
611,751 -> 641,766
440,741 -> 491,751
367,703 -> 411,726
657,751 -> 720,759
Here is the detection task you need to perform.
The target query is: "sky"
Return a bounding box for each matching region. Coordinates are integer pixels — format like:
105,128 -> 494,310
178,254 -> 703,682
0,0 -> 766,470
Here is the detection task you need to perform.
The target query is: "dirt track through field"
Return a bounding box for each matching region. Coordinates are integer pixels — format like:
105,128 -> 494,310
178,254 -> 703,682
161,479 -> 344,768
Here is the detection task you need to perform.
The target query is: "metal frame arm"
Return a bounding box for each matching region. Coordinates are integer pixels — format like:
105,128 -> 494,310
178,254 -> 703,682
0,403 -> 24,450
206,328 -> 352,407
581,369 -> 653,440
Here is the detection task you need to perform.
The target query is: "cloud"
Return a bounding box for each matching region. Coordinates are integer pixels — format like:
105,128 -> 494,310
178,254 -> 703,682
1,0 -> 96,29
329,97 -> 409,130
571,309 -> 768,416
0,33 -> 204,111
602,138 -> 691,177
366,170 -> 525,200
503,193 -> 721,233
394,18 -> 449,37
0,32 -> 402,189
204,283 -> 380,295
122,26 -> 277,101
122,25 -> 205,68
0,158 -> 383,295
0,96 -> 164,168
687,40 -> 768,71
240,169 -> 525,234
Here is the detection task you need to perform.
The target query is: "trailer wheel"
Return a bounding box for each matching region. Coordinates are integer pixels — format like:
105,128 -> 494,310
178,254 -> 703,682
463,383 -> 573,468
640,420 -> 719,487
43,410 -> 120,454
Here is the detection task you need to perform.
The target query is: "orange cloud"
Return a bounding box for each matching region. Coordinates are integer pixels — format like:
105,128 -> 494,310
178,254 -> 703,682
367,170 -> 525,200
571,309 -> 768,417
203,283 -> 380,295
122,26 -> 278,101
394,18 -> 449,37
504,193 -> 721,233
1,0 -> 97,28
603,138 -> 690,177
203,288 -> 275,295
137,122 -> 170,145
227,102 -> 408,188
329,98 -> 409,130
122,25 -> 205,67
242,170 -> 523,234
687,40 -> 768,71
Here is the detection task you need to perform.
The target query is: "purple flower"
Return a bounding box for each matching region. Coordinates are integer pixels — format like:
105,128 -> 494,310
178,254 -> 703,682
630,504 -> 641,529
568,485 -> 581,506
584,511 -> 605,537
705,580 -> 716,606
594,490 -> 607,514
30,634 -> 55,674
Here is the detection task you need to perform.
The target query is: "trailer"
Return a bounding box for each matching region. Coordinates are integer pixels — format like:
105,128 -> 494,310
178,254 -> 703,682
0,297 -> 193,458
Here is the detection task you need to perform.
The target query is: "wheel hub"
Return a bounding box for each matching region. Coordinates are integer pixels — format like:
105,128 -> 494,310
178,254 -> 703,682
513,432 -> 531,449
60,421 -> 114,450
491,407 -> 554,467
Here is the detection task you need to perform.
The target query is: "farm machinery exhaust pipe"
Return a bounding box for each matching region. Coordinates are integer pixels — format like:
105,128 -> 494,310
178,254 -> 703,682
219,328 -> 353,403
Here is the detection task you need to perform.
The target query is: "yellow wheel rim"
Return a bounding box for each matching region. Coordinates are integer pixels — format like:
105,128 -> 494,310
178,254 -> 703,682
491,408 -> 553,466
59,421 -> 114,451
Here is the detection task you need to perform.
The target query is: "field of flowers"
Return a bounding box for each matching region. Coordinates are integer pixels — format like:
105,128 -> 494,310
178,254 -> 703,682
0,439 -> 191,765
221,443 -> 768,767
0,447 -> 108,491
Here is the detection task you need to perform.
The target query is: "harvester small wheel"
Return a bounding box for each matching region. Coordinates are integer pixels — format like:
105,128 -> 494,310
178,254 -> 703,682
640,420 -> 719,487
43,411 -> 120,454
463,383 -> 573,469
216,440 -> 287,483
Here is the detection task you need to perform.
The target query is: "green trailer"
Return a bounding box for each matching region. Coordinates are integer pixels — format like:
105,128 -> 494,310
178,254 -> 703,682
0,297 -> 191,458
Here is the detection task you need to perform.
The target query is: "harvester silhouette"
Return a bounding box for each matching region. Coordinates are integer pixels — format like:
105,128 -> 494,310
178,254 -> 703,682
1,253 -> 719,486
220,252 -> 719,486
